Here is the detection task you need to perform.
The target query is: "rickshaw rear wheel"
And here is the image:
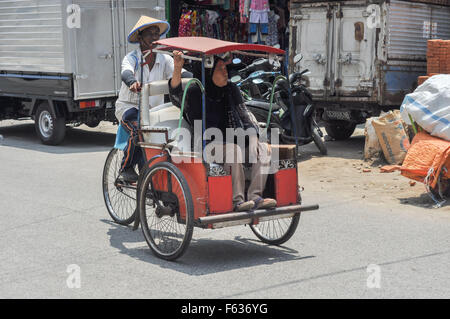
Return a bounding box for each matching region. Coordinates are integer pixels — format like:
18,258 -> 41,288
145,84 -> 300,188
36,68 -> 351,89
250,213 -> 300,246
138,162 -> 194,261
102,148 -> 137,225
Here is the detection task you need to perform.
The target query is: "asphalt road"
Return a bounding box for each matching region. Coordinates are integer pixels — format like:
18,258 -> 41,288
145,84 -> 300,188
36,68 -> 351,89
0,121 -> 449,299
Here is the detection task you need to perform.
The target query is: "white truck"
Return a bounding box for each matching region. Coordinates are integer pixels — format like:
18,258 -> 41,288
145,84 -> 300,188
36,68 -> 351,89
0,0 -> 166,144
289,0 -> 450,139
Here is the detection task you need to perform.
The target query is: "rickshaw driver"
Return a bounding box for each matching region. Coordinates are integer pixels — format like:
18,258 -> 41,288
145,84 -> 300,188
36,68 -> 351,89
115,16 -> 189,183
169,50 -> 277,212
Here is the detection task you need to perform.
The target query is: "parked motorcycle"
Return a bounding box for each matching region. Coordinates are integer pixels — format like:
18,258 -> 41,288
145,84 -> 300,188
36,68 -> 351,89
229,58 -> 280,100
231,55 -> 327,155
235,70 -> 281,101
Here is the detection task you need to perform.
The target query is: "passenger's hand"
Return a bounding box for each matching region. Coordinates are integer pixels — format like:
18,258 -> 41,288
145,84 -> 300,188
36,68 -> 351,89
173,50 -> 185,70
130,81 -> 141,93
170,51 -> 184,89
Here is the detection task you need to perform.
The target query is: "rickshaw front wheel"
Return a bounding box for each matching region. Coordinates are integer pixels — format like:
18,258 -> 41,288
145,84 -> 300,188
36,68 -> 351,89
250,213 -> 300,246
102,148 -> 137,225
138,162 -> 194,261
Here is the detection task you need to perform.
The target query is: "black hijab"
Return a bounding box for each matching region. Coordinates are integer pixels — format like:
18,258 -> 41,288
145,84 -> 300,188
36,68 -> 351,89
189,59 -> 242,106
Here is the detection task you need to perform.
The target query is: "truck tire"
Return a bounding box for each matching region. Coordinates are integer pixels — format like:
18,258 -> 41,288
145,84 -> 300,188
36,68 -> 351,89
324,120 -> 356,141
35,102 -> 66,145
85,119 -> 100,128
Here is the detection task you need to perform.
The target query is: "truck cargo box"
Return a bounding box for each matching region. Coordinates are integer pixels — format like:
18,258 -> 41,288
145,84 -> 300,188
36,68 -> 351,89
0,0 -> 166,100
289,0 -> 450,138
0,0 -> 166,145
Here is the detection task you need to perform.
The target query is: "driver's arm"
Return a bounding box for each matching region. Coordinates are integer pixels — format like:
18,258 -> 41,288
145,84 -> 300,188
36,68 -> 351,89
122,70 -> 137,87
121,54 -> 141,93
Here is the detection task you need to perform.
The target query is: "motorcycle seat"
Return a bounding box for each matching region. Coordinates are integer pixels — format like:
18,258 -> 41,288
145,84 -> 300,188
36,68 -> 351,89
245,99 -> 281,112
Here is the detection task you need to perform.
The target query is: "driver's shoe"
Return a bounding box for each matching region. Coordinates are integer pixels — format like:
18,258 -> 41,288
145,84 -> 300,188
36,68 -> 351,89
121,167 -> 139,183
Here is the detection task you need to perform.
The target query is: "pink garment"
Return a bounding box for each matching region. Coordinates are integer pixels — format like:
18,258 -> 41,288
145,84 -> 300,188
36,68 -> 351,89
250,0 -> 269,11
239,0 -> 249,23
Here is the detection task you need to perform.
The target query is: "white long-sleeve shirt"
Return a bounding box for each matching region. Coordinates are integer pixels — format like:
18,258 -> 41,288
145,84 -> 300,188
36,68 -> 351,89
114,48 -> 176,122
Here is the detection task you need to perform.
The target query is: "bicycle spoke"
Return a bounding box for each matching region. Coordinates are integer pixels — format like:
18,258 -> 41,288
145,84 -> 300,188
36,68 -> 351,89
251,213 -> 299,245
140,164 -> 192,258
103,149 -> 136,224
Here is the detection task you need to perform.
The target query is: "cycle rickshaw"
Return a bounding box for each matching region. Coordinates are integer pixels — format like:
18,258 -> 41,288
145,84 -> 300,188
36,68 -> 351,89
103,37 -> 319,260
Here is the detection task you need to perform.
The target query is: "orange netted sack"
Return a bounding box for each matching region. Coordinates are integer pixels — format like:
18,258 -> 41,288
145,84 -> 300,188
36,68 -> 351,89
399,131 -> 450,188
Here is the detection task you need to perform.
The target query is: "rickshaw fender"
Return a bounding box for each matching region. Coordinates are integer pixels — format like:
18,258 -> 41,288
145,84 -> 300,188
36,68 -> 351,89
132,153 -> 167,231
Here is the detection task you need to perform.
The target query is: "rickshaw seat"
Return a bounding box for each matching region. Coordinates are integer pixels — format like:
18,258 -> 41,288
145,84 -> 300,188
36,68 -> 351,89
147,78 -> 191,97
243,144 -> 295,167
147,79 -> 172,96
140,79 -> 194,154
272,144 -> 296,160
140,103 -> 192,153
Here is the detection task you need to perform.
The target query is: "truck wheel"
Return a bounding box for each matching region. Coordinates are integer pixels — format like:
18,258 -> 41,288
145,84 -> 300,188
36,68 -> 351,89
324,120 -> 356,141
35,103 -> 66,145
85,119 -> 100,128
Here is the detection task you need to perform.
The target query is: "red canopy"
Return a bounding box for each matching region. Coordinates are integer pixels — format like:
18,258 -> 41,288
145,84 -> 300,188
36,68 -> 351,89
154,36 -> 285,55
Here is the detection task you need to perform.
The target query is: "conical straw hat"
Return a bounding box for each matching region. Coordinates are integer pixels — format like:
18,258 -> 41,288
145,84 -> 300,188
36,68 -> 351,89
128,16 -> 170,44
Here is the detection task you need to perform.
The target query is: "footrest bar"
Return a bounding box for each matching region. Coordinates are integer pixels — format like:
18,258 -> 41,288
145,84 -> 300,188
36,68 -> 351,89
198,204 -> 319,226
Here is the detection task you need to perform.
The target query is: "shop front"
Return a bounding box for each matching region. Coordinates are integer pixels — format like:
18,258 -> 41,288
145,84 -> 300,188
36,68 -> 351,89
165,0 -> 290,51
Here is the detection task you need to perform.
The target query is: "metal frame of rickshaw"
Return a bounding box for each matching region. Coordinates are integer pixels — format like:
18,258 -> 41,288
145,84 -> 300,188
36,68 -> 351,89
124,37 -> 319,260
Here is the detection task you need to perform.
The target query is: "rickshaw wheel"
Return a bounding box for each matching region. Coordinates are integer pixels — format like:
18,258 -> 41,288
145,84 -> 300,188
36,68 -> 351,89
102,148 -> 136,225
250,214 -> 301,246
138,162 -> 194,261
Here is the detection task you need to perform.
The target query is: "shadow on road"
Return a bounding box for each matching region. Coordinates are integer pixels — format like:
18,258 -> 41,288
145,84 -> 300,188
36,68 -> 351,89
102,219 -> 315,275
298,134 -> 365,163
398,192 -> 450,209
0,122 -> 115,154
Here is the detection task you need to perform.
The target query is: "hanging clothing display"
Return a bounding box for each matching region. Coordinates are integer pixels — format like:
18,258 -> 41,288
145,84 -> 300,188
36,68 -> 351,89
248,0 -> 269,44
176,0 -> 287,49
178,10 -> 192,37
249,0 -> 269,23
273,0 -> 289,50
178,2 -> 245,43
265,10 -> 279,47
239,0 -> 251,23
193,0 -> 226,4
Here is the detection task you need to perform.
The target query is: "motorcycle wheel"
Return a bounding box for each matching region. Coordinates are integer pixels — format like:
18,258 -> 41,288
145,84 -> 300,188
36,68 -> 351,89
311,123 -> 327,155
324,120 -> 356,140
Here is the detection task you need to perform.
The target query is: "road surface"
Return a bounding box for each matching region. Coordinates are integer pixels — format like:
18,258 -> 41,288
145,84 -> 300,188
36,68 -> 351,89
0,121 -> 449,299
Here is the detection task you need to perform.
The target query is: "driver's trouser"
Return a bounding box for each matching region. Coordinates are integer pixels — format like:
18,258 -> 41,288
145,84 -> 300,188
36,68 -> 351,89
120,108 -> 144,171
204,138 -> 272,206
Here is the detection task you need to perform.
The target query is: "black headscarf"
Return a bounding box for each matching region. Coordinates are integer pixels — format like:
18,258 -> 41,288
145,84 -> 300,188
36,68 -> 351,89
189,59 -> 242,106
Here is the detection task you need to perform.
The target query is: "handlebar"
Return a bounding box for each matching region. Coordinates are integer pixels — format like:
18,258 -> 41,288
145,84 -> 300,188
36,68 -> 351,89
236,71 -> 281,87
237,58 -> 273,76
289,69 -> 310,84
